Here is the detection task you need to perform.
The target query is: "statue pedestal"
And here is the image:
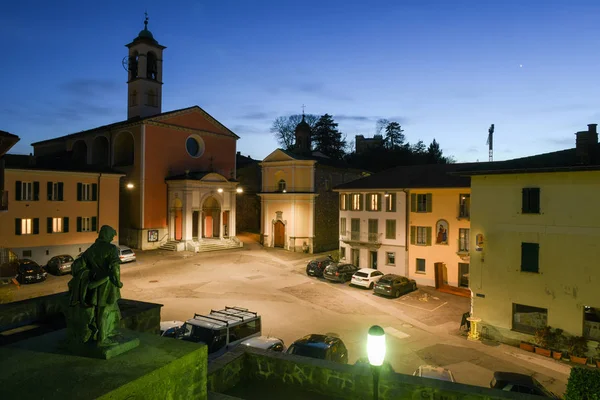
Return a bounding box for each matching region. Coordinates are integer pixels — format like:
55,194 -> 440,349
63,330 -> 141,360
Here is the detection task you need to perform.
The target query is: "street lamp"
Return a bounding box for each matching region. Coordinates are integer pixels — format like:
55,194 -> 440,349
367,325 -> 386,400
217,188 -> 223,193
126,183 -> 134,189
236,187 -> 243,193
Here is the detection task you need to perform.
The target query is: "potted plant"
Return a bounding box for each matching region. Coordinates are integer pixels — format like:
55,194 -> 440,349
567,336 -> 588,365
520,340 -> 535,352
548,328 -> 565,360
596,343 -> 600,368
533,326 -> 552,357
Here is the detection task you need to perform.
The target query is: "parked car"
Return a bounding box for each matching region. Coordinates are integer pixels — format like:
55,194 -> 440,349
323,263 -> 359,283
170,306 -> 261,360
373,274 -> 417,298
16,259 -> 47,284
413,365 -> 456,382
490,372 -> 558,398
240,336 -> 286,352
160,320 -> 185,337
287,334 -> 348,364
46,254 -> 74,275
118,245 -> 136,263
306,255 -> 334,277
351,268 -> 384,289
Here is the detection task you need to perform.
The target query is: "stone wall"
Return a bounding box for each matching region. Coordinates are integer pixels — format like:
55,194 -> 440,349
208,347 -> 538,400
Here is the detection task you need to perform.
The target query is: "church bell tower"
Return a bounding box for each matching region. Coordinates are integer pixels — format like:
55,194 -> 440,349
124,14 -> 166,120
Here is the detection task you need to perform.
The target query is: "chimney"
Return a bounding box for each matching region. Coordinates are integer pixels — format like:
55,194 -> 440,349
237,151 -> 241,156
575,124 -> 599,165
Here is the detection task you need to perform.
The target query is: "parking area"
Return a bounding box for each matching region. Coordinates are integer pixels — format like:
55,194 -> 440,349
0,241 -> 568,396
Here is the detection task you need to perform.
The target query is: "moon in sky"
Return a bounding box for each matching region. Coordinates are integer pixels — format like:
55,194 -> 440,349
519,64 -> 523,68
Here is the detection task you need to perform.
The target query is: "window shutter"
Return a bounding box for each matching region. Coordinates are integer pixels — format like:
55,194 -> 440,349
377,194 -> 381,211
531,188 -> 540,213
47,182 -> 53,200
391,194 -> 396,212
15,218 -> 22,235
33,182 -> 40,201
92,184 -> 98,201
522,189 -> 529,213
410,226 -> 416,245
64,217 -> 69,233
33,218 -> 39,235
15,181 -> 22,201
521,243 -> 540,272
77,183 -> 82,201
358,194 -> 363,211
426,193 -> 433,212
426,226 -> 432,246
47,217 -> 53,234
58,182 -> 64,201
410,193 -> 416,212
339,195 -> 344,211
77,217 -> 82,232
91,216 -> 97,232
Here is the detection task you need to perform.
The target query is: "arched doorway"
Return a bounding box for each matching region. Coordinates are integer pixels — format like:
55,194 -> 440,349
71,140 -> 87,164
173,198 -> 183,241
202,196 -> 220,238
113,131 -> 134,166
91,136 -> 109,165
274,221 -> 285,248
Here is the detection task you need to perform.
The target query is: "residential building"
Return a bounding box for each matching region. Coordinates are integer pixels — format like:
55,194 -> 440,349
0,154 -> 122,265
355,134 -> 384,154
0,130 -> 20,213
259,116 -> 364,253
335,164 -> 472,290
459,123 -> 600,342
29,18 -> 240,251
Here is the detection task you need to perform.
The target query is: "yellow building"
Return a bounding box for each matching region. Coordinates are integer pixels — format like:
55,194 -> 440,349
461,124 -> 600,342
259,116 -> 364,253
0,130 -> 20,213
335,164 -> 472,290
0,154 -> 123,265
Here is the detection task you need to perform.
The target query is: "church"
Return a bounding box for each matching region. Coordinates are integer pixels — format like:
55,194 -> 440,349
31,17 -> 242,251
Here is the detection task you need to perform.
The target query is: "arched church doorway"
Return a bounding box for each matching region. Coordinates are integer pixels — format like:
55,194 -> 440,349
202,196 -> 220,238
274,221 -> 285,248
173,198 -> 183,241
92,136 -> 109,165
113,132 -> 134,166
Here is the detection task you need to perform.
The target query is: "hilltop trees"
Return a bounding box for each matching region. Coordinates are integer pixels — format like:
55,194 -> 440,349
312,114 -> 347,160
270,114 -> 318,150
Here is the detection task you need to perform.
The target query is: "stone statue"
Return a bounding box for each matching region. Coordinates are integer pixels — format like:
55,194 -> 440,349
65,225 -> 128,354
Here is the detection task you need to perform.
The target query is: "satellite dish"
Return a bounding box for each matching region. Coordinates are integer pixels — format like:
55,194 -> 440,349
121,56 -> 130,72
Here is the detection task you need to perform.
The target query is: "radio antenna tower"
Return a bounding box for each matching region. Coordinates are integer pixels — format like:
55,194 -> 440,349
486,124 -> 494,161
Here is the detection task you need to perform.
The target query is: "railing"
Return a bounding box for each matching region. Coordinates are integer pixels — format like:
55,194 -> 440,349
341,230 -> 383,244
0,190 -> 7,211
261,186 -> 314,193
458,204 -> 470,219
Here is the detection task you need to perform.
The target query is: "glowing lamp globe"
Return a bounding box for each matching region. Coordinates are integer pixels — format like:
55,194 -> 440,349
367,325 -> 386,367
217,188 -> 224,193
236,187 -> 243,193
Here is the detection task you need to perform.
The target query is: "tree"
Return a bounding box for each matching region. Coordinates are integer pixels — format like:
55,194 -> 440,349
427,139 -> 444,163
270,114 -> 318,150
411,140 -> 426,155
384,122 -> 405,149
375,118 -> 389,136
312,114 -> 347,160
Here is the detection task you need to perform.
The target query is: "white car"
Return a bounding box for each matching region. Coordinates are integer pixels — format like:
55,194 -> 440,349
160,320 -> 184,337
240,336 -> 286,352
351,268 -> 384,289
413,365 -> 456,383
118,245 -> 136,263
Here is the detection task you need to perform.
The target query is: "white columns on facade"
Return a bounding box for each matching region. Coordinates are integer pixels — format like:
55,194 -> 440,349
182,190 -> 193,241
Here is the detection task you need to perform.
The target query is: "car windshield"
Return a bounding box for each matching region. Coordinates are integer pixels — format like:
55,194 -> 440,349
288,344 -> 327,359
121,249 -> 134,255
181,323 -> 226,354
59,256 -> 74,263
379,277 -> 394,284
354,272 -> 368,278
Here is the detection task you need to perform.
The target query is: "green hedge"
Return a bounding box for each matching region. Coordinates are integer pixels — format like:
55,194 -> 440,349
565,367 -> 600,400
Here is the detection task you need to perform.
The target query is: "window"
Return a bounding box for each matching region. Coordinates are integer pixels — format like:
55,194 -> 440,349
47,182 -> 64,201
385,219 -> 396,239
459,194 -> 470,218
77,183 -> 98,201
410,226 -> 432,246
23,250 -> 32,258
513,304 -> 547,334
522,188 -> 540,214
15,181 -> 39,201
411,193 -> 432,213
147,89 -> 158,107
368,219 -> 378,242
340,218 -> 346,235
351,218 -> 360,241
459,263 -> 469,288
77,217 -> 97,232
129,90 -> 137,107
416,258 -> 426,273
47,217 -> 69,233
186,135 -> 205,158
15,218 -> 39,235
277,179 -> 286,192
386,252 -> 395,265
385,193 -> 396,212
339,194 -> 348,210
351,193 -> 362,211
340,247 -> 346,259
458,228 -> 470,252
583,307 -> 600,341
521,242 -> 539,273
367,193 -> 381,211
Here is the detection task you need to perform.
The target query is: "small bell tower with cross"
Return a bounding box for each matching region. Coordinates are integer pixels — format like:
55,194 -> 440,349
124,13 -> 167,119
293,104 -> 312,155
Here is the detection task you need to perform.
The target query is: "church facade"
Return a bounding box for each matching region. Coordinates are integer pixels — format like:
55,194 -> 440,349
31,18 -> 241,251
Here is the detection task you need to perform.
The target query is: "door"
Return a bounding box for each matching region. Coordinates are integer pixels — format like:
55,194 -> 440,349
370,251 -> 378,269
175,209 -> 183,241
192,211 -> 199,239
204,215 -> 213,238
434,262 -> 445,288
352,248 -> 360,267
459,263 -> 469,288
274,221 -> 285,248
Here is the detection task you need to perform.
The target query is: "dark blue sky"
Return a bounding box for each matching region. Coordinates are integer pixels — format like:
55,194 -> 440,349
2,0 -> 600,161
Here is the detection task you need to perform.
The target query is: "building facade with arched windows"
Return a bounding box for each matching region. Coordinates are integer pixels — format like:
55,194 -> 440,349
30,19 -> 240,251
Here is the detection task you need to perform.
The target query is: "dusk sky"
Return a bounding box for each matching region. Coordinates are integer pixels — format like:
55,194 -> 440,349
2,0 -> 600,162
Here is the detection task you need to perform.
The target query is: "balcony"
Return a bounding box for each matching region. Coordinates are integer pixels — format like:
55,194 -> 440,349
340,230 -> 383,247
458,204 -> 470,219
261,186 -> 313,193
0,190 -> 7,211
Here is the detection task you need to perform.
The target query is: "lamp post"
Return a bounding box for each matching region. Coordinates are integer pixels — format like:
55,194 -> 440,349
367,325 -> 386,400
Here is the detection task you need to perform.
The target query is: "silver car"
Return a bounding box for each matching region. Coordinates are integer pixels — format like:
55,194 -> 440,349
240,336 -> 286,352
413,365 -> 456,382
118,245 -> 136,263
46,254 -> 74,275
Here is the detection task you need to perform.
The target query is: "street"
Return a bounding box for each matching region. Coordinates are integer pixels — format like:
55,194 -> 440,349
1,236 -> 569,396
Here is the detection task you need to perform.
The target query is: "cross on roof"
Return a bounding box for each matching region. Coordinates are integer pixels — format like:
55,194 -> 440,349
301,104 -> 306,115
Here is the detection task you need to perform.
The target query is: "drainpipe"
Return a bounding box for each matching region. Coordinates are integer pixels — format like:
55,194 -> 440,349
402,189 -> 409,277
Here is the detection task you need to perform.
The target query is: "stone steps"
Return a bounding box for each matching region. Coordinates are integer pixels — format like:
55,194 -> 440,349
158,241 -> 179,252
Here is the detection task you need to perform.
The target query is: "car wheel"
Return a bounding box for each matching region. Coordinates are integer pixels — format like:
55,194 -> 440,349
412,283 -> 417,291
368,282 -> 374,290
394,290 -> 400,298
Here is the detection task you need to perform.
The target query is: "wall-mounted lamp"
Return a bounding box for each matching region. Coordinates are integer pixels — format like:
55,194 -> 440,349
126,183 -> 135,189
384,192 -> 389,197
217,188 -> 224,193
236,187 -> 243,193
282,189 -> 287,193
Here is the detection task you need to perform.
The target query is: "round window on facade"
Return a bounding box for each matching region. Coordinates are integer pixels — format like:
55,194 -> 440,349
186,135 -> 205,158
